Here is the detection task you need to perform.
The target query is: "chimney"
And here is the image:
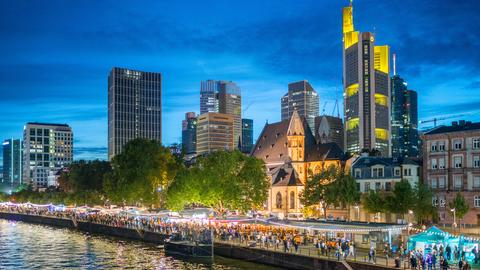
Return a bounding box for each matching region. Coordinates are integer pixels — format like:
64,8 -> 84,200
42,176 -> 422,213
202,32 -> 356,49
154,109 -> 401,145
452,121 -> 458,126
459,120 -> 466,126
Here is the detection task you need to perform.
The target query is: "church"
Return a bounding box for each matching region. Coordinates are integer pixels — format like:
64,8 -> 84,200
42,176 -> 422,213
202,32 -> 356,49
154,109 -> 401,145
251,111 -> 345,219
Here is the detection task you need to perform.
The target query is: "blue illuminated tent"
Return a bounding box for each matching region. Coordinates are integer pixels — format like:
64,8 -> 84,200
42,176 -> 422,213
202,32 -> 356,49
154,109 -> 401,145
408,226 -> 448,250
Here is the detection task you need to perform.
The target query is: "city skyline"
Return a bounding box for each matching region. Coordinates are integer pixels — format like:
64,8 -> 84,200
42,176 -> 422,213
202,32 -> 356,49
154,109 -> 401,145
1,0 -> 480,161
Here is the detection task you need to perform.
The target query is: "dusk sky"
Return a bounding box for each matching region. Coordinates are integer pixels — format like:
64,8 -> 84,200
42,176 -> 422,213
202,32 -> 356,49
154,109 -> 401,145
1,0 -> 479,161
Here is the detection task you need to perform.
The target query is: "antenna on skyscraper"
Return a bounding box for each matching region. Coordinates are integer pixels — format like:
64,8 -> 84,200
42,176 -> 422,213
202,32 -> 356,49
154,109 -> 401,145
393,53 -> 397,76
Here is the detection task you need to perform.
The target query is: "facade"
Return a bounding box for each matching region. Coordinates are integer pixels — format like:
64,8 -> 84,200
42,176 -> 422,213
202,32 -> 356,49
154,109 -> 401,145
251,111 -> 344,219
391,75 -> 419,158
108,67 -> 162,160
182,112 -> 197,155
342,2 -> 391,156
314,115 -> 344,151
422,120 -> 480,226
23,123 -> 73,189
218,81 -> 242,148
351,155 -> 420,222
241,118 -> 253,153
196,113 -> 234,155
280,80 -> 319,133
200,80 -> 220,114
2,139 -> 22,188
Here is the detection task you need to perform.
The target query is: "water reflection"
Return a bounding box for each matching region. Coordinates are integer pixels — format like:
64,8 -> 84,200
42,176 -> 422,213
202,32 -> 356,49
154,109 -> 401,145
0,220 -> 282,270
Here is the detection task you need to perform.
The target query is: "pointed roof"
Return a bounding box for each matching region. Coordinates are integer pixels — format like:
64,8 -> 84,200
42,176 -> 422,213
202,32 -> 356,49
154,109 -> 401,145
270,163 -> 303,186
287,110 -> 304,136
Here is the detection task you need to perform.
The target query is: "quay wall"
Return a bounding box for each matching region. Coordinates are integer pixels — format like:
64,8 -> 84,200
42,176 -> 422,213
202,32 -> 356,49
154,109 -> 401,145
0,212 -> 394,270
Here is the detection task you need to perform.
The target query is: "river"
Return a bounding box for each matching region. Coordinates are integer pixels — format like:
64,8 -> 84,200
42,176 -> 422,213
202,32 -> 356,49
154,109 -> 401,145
0,219 -> 283,270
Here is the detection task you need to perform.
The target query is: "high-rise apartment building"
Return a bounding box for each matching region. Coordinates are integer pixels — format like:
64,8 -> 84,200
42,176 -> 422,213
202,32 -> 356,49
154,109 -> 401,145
196,113 -> 234,155
281,80 -> 319,133
218,81 -> 242,148
314,115 -> 344,150
2,139 -> 22,188
200,80 -> 220,114
241,118 -> 254,153
108,67 -> 162,160
391,74 -> 419,157
182,112 -> 197,155
342,2 -> 391,156
23,123 -> 73,189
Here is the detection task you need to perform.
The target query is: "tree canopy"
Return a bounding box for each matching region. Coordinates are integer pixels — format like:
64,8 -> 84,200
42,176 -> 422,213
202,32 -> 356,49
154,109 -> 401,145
103,138 -> 180,207
449,192 -> 469,227
58,160 -> 111,193
414,182 -> 438,225
385,179 -> 416,218
165,150 -> 269,215
362,190 -> 386,214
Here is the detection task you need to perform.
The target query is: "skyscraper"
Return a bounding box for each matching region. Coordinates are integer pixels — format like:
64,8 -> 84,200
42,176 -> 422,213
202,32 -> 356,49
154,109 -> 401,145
342,2 -> 391,156
218,81 -> 242,148
108,67 -> 162,160
2,139 -> 22,188
280,80 -> 319,133
200,80 -> 220,114
196,112 -> 234,155
23,123 -> 73,189
182,112 -> 197,155
391,74 -> 419,157
241,118 -> 254,153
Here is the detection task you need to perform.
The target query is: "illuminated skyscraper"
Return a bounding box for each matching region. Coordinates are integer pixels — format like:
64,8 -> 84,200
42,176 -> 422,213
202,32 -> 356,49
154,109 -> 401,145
108,67 -> 162,160
280,80 -> 319,133
241,118 -> 253,153
218,81 -> 242,148
182,112 -> 197,155
2,139 -> 22,188
200,80 -> 219,114
342,2 -> 391,156
196,113 -> 234,155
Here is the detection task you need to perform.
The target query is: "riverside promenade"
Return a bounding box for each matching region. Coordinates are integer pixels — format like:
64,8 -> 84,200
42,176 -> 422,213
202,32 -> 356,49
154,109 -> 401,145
0,210 -> 403,270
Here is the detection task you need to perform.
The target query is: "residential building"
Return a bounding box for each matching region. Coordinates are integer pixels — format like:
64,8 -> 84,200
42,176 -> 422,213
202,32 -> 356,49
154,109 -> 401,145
182,112 -> 197,155
314,115 -> 344,151
108,67 -> 162,160
200,80 -> 220,114
280,80 -> 319,133
2,139 -> 22,188
422,120 -> 480,226
251,111 -> 344,219
196,112 -> 234,155
23,123 -> 73,189
218,81 -> 242,148
241,118 -> 253,153
391,74 -> 419,158
342,2 -> 391,156
351,155 -> 420,222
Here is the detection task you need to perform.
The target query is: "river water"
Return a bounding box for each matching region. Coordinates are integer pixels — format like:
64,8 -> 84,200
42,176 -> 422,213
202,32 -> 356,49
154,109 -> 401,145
0,220 -> 283,270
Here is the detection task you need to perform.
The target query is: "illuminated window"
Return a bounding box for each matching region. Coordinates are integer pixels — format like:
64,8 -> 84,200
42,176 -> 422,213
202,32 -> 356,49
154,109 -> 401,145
374,93 -> 388,106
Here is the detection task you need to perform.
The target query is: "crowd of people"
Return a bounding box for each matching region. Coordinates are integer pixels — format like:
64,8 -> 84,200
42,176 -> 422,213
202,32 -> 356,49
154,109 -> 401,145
1,203 -> 479,269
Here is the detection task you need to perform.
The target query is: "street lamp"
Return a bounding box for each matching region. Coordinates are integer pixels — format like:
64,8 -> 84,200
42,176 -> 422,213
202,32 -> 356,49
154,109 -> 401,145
354,205 -> 360,221
450,208 -> 457,230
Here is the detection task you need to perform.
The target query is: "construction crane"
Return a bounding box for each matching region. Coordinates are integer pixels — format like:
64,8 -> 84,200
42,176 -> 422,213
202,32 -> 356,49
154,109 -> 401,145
419,114 -> 465,127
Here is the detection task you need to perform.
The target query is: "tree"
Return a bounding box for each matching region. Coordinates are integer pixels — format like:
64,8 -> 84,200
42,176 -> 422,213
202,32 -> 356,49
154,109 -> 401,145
300,166 -> 337,219
103,138 -> 180,207
166,150 -> 269,215
449,192 -> 469,229
385,179 -> 416,219
331,172 -> 361,208
58,160 -> 112,193
413,182 -> 438,225
362,190 -> 386,219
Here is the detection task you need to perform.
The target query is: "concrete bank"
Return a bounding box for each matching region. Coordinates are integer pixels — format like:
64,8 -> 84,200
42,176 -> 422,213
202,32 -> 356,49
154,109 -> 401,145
0,212 -> 395,270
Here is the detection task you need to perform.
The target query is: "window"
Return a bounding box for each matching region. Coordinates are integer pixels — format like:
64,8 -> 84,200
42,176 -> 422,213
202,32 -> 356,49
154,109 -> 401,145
372,168 -> 384,178
431,143 -> 437,152
454,175 -> 462,190
375,182 -> 381,191
432,159 -> 438,169
431,178 -> 438,189
473,138 -> 480,149
473,176 -> 480,189
364,182 -> 370,191
432,196 -> 438,206
439,158 -> 445,169
474,156 -> 480,168
404,168 -> 412,176
275,192 -> 282,209
454,156 -> 463,168
354,169 -> 361,178
475,196 -> 480,208
289,192 -> 295,209
394,168 -> 400,176
439,142 -> 446,151
439,196 -> 446,208
378,168 -> 384,177
438,177 -> 446,189
385,182 -> 392,191
453,139 -> 462,150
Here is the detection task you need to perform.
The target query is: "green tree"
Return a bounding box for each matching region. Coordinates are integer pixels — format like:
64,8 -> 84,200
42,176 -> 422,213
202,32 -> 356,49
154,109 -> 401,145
362,190 -> 386,218
59,160 -> 112,193
385,179 -> 416,219
166,150 -> 269,215
104,138 -> 180,207
413,182 -> 438,225
449,192 -> 470,229
300,166 -> 337,219
331,172 -> 361,208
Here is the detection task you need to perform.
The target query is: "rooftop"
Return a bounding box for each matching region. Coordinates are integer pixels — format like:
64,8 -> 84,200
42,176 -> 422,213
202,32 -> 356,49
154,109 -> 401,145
424,120 -> 480,135
26,122 -> 70,127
